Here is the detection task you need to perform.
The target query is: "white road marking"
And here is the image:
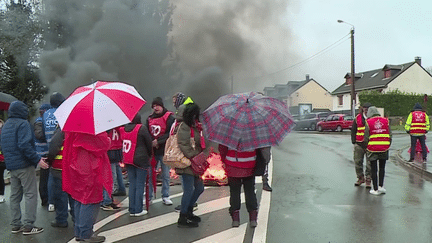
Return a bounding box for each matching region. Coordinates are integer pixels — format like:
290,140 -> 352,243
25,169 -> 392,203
252,156 -> 273,243
192,223 -> 248,243
96,194 -> 245,242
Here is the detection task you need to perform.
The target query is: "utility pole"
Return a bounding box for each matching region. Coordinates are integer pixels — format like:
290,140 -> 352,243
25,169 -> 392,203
338,20 -> 356,117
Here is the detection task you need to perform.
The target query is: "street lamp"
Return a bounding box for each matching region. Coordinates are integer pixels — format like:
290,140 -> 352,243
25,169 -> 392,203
338,19 -> 356,117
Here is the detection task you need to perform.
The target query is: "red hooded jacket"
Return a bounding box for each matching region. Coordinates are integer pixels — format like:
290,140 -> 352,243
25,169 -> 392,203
62,132 -> 112,204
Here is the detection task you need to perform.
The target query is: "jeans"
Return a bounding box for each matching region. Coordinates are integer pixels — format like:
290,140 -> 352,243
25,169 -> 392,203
370,159 -> 386,191
410,135 -> 427,160
10,166 -> 38,228
126,165 -> 148,214
73,200 -> 100,240
112,163 -> 126,193
51,169 -> 71,225
102,189 -> 112,206
180,174 -> 204,214
149,155 -> 170,199
228,176 -> 258,213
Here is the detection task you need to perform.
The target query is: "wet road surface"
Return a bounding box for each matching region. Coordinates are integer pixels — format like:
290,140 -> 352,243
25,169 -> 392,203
1,131 -> 431,242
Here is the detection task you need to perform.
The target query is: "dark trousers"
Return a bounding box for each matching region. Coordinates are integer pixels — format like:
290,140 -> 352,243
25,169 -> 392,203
0,162 -> 5,195
228,176 -> 257,213
51,169 -> 74,224
410,135 -> 427,160
370,159 -> 386,191
39,167 -> 50,206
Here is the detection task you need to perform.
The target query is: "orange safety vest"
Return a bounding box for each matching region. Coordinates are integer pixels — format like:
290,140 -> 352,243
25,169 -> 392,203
409,111 -> 427,135
355,114 -> 366,142
366,117 -> 391,152
53,146 -> 63,170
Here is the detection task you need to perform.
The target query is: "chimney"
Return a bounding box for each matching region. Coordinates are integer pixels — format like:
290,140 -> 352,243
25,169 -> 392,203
305,74 -> 310,81
415,56 -> 421,66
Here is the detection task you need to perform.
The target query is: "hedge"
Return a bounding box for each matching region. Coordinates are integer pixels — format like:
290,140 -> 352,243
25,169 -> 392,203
358,89 -> 431,117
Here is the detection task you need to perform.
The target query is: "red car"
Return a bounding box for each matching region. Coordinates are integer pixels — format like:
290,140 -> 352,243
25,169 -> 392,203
317,114 -> 354,132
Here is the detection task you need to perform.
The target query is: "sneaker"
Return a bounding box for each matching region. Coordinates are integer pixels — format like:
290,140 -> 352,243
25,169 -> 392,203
51,221 -> 68,228
11,226 -> 23,234
365,178 -> 372,188
162,197 -> 173,205
22,226 -> 44,235
369,189 -> 382,196
101,203 -> 121,211
143,199 -> 152,206
354,177 -> 365,186
132,210 -> 148,217
378,186 -> 387,194
48,204 -> 55,212
0,195 -> 5,203
76,235 -> 106,242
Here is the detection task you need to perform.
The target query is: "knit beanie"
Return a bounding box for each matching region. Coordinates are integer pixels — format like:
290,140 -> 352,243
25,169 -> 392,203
152,97 -> 164,108
174,92 -> 187,109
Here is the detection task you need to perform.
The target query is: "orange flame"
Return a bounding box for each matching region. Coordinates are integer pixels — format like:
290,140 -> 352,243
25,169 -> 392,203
202,153 -> 228,186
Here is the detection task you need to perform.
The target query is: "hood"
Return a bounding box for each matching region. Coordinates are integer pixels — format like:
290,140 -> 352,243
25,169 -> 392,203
50,92 -> 66,108
413,103 -> 422,111
8,101 -> 28,119
367,106 -> 381,118
175,104 -> 186,122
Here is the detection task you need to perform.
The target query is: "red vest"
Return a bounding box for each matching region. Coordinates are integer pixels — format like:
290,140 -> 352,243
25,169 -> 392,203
52,146 -> 64,170
0,151 -> 4,162
366,117 -> 391,152
119,125 -> 141,166
108,127 -> 123,150
148,112 -> 173,139
409,111 -> 427,135
224,150 -> 256,169
355,114 -> 366,142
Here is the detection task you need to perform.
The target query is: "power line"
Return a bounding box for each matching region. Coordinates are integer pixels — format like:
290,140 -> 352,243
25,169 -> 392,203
256,33 -> 351,79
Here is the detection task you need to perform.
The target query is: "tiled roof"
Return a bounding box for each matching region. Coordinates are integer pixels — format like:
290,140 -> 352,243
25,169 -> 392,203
332,61 -> 416,95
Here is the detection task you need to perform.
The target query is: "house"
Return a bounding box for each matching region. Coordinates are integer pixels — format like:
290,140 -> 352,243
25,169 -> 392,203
332,57 -> 432,111
263,75 -> 332,116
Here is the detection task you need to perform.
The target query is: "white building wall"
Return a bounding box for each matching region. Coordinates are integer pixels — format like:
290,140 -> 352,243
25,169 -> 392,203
332,93 -> 353,111
385,64 -> 432,94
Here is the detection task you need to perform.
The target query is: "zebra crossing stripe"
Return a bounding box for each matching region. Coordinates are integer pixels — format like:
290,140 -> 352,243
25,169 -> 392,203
192,223 -> 248,243
252,157 -> 273,243
96,194 -> 245,242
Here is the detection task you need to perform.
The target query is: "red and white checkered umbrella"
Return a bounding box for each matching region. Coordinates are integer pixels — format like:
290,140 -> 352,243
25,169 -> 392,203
54,81 -> 146,135
202,92 -> 295,151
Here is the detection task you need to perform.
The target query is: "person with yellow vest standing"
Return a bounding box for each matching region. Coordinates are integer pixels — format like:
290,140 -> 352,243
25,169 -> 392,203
351,102 -> 372,187
405,103 -> 430,162
364,106 -> 392,195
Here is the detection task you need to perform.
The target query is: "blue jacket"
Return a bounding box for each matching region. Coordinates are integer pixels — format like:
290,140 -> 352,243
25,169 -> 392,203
0,101 -> 41,170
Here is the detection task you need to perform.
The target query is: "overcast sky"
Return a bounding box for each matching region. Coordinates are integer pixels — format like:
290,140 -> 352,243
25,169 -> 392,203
274,0 -> 432,93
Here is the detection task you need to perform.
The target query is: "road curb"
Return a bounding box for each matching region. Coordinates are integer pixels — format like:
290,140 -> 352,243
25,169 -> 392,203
395,145 -> 432,181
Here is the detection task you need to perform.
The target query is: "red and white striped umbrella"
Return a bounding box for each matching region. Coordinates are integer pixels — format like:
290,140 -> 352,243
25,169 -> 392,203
54,81 -> 146,135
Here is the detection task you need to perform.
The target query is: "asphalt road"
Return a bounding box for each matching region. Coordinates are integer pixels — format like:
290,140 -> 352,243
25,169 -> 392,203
1,130 -> 432,243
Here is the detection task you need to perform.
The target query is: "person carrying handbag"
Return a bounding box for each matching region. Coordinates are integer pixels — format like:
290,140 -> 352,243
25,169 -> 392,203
175,103 -> 207,228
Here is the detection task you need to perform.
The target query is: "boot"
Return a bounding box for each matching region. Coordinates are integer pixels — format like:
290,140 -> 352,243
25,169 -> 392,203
262,182 -> 273,192
187,206 -> 201,223
177,213 -> 199,228
231,210 -> 240,227
365,177 -> 372,188
249,210 -> 258,228
354,176 -> 365,186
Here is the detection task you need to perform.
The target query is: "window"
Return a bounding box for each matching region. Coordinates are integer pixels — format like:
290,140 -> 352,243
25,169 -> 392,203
384,70 -> 391,78
338,95 -> 343,105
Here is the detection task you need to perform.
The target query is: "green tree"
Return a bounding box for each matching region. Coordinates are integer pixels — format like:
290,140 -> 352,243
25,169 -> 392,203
0,0 -> 47,115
